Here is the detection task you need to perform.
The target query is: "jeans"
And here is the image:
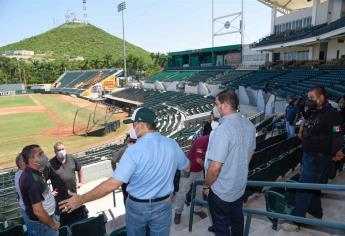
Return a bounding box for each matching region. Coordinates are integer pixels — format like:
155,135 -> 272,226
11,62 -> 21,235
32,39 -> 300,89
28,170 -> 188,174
19,208 -> 30,227
208,189 -> 244,236
285,121 -> 295,138
125,197 -> 172,236
26,214 -> 58,236
174,171 -> 204,214
293,152 -> 331,218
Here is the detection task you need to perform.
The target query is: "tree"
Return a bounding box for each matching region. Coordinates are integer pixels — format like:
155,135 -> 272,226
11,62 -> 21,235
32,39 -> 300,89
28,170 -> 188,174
103,54 -> 113,68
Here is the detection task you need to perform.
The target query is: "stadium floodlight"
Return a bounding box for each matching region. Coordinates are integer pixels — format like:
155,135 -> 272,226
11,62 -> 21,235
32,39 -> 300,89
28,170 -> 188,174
118,1 -> 127,85
212,0 -> 244,63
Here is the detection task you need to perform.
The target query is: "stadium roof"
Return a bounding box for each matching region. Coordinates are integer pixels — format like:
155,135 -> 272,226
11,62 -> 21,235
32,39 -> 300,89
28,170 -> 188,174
169,44 -> 241,56
257,0 -> 327,13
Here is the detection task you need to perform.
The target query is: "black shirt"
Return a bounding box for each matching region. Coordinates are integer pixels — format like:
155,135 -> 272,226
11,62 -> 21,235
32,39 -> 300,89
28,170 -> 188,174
45,155 -> 81,203
302,103 -> 344,156
19,167 -> 54,220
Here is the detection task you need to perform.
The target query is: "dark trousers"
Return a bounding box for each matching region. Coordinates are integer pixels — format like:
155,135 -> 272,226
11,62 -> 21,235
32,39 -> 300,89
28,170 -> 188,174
60,205 -> 89,226
122,183 -> 128,204
208,189 -> 244,236
293,152 -> 331,218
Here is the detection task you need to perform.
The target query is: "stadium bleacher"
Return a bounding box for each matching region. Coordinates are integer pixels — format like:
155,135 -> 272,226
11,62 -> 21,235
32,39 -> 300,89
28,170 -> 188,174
252,16 -> 345,48
52,69 -> 118,96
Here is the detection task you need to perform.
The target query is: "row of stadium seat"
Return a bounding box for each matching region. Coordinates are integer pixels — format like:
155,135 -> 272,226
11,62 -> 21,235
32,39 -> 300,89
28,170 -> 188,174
220,69 -> 345,100
252,16 -> 345,48
53,69 -> 118,96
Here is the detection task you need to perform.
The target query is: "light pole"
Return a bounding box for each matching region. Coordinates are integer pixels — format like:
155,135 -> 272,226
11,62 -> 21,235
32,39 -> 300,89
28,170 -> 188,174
118,1 -> 127,85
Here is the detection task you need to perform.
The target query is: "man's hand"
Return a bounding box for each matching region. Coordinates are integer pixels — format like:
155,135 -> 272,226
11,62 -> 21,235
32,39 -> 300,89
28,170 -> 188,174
202,186 -> 210,197
76,182 -> 83,189
59,191 -> 83,213
196,158 -> 204,166
333,150 -> 344,161
50,220 -> 60,230
52,189 -> 58,197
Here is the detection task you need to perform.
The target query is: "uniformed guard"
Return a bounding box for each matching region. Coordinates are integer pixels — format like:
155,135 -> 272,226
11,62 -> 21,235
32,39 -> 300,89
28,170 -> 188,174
286,86 -> 344,230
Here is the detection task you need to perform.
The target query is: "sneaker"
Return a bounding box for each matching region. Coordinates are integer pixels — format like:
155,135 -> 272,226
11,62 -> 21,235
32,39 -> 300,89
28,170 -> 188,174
208,226 -> 215,232
174,213 -> 181,224
194,210 -> 207,219
280,222 -> 301,232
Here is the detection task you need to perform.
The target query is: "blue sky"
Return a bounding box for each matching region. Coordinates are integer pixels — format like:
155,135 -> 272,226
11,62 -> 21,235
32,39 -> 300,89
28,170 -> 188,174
0,0 -> 271,53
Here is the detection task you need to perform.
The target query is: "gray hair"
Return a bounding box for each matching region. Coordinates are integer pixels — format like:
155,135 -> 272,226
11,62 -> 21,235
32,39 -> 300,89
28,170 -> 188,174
53,141 -> 64,151
15,153 -> 24,168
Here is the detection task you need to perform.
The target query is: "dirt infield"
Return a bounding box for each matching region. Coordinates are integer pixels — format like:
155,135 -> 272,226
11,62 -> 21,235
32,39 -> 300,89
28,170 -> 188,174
0,94 -> 131,169
0,94 -> 129,137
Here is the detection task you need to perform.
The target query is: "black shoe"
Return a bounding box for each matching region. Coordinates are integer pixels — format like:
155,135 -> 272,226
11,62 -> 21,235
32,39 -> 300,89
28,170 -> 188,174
307,211 -> 323,219
174,213 -> 181,224
194,211 -> 207,219
208,226 -> 215,232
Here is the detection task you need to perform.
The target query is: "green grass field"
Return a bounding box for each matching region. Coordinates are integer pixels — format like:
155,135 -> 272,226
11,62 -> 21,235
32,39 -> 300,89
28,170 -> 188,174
34,95 -> 92,126
0,113 -> 54,138
0,96 -> 35,108
0,94 -> 128,167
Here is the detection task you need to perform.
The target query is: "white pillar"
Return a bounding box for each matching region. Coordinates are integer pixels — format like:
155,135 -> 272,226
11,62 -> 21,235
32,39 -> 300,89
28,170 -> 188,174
271,6 -> 277,34
312,0 -> 320,25
308,46 -> 313,60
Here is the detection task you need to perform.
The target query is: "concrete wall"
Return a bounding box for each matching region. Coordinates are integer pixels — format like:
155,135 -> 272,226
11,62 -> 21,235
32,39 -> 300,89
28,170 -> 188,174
206,83 -> 223,97
275,7 -> 312,25
247,88 -> 258,106
257,90 -> 266,112
141,82 -> 155,90
242,45 -> 268,66
154,81 -> 165,90
327,38 -> 345,60
238,86 -> 250,105
185,84 -> 198,94
316,1 -> 329,25
274,100 -> 288,114
82,160 -> 113,184
198,83 -> 209,96
265,94 -> 275,116
327,0 -> 343,23
166,81 -> 179,92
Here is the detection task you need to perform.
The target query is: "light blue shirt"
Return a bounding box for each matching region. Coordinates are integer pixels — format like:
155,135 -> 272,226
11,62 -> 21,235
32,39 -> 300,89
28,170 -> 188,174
112,132 -> 189,199
205,113 -> 256,202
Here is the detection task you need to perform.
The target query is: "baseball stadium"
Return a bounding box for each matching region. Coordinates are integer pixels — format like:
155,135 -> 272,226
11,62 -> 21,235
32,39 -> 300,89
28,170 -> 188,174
0,0 -> 345,235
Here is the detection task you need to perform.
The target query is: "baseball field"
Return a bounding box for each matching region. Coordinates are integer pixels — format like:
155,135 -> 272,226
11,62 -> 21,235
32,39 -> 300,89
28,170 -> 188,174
0,94 -> 130,168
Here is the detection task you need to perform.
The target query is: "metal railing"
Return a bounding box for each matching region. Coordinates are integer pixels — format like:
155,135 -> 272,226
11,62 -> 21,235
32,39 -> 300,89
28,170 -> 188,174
189,180 -> 345,235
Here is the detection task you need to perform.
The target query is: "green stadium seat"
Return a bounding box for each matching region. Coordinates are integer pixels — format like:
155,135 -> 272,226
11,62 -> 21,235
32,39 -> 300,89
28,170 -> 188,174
70,214 -> 107,236
0,225 -> 24,236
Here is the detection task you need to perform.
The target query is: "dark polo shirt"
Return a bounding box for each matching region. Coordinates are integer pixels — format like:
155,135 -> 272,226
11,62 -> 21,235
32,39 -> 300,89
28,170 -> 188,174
45,155 -> 81,203
19,167 -> 55,220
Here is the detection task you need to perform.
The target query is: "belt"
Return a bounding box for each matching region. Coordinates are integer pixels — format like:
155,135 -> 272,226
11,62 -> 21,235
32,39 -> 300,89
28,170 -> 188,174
128,194 -> 170,203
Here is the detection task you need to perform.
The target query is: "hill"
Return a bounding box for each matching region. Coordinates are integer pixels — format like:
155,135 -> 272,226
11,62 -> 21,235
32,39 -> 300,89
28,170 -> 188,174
0,23 -> 152,63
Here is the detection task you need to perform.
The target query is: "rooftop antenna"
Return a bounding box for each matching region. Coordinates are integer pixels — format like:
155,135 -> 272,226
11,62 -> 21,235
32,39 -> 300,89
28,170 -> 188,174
83,0 -> 88,24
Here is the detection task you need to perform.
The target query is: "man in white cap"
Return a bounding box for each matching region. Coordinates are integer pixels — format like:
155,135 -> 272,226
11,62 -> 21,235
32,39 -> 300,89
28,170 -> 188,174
59,107 -> 190,236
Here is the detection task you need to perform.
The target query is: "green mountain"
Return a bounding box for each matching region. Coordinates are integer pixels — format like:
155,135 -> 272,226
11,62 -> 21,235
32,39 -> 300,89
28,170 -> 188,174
0,23 -> 152,63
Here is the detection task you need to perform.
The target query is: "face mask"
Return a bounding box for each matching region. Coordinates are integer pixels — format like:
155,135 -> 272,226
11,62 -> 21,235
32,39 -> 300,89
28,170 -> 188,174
57,150 -> 66,160
129,127 -> 137,140
306,99 -> 317,111
211,121 -> 219,130
36,155 -> 49,172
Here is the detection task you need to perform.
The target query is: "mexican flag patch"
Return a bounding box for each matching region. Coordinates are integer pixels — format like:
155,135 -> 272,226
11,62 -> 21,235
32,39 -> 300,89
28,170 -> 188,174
332,125 -> 343,133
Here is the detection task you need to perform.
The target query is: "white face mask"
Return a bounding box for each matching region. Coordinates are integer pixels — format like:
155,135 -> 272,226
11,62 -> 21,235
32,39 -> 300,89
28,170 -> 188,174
129,127 -> 137,140
211,121 -> 219,130
57,150 -> 66,160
